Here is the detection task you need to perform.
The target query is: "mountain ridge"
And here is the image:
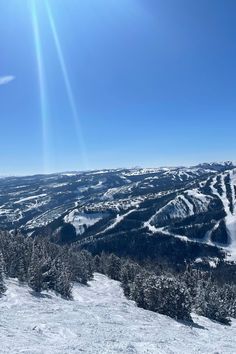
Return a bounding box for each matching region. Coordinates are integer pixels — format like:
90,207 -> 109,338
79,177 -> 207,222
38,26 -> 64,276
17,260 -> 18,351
0,161 -> 236,263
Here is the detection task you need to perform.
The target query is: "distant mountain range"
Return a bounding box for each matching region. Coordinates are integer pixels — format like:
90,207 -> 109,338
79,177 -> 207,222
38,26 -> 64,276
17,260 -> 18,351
1,161 -> 236,263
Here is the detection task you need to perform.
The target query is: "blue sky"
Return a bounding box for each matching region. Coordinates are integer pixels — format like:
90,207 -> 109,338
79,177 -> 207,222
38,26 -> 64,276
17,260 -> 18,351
0,0 -> 236,175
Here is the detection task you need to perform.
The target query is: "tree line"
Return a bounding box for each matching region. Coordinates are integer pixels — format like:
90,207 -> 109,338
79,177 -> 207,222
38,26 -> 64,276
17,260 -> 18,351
1,230 -> 236,325
93,252 -> 236,325
0,231 -> 93,299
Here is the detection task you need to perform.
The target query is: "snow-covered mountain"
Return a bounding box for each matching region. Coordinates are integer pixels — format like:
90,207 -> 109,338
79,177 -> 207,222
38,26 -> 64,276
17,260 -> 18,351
1,161 -> 236,261
1,273 -> 236,354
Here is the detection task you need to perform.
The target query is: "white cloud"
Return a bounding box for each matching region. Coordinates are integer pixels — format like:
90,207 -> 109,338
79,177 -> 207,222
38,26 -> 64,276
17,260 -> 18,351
0,75 -> 15,86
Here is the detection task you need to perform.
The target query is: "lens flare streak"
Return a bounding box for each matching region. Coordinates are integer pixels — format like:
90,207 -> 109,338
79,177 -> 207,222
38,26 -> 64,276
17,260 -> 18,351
44,0 -> 88,169
31,1 -> 50,173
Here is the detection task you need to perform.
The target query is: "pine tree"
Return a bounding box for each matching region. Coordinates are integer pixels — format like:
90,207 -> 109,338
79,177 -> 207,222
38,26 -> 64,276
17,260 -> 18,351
0,251 -> 6,295
143,274 -> 160,312
130,271 -> 147,308
144,274 -> 192,321
69,251 -> 90,285
17,256 -> 26,283
93,255 -> 101,272
54,262 -> 72,299
194,280 -> 231,325
27,243 -> 43,293
120,261 -> 140,297
106,254 -> 121,281
81,250 -> 94,280
99,252 -> 108,274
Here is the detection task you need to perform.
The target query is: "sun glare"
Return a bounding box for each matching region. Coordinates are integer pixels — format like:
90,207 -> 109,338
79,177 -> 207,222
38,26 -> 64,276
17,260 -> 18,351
30,0 -> 88,172
44,0 -> 88,170
31,0 -> 51,173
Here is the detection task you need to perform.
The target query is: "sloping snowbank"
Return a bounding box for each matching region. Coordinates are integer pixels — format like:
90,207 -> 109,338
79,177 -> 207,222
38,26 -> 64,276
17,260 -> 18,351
0,274 -> 236,354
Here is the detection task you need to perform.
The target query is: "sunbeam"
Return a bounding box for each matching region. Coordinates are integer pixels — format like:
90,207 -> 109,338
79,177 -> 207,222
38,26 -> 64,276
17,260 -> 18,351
44,0 -> 88,170
31,0 -> 51,173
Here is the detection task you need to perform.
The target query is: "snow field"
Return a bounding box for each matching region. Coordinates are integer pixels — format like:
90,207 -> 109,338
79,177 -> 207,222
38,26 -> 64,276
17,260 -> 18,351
0,274 -> 236,354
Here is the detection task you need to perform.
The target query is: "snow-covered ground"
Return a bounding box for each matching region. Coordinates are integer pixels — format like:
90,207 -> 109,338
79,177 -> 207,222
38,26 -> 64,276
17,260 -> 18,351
0,274 -> 236,354
64,211 -> 105,235
149,190 -> 212,225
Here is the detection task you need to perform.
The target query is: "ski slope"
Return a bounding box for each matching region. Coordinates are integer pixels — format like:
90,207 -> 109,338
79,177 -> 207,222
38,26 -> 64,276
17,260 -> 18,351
210,170 -> 236,259
0,274 -> 236,354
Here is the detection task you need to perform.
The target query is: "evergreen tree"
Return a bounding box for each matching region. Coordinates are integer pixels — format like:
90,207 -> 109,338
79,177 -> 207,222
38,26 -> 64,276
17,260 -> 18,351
28,243 -> 43,293
130,271 -> 147,308
194,280 -> 231,325
0,231 -> 96,299
120,261 -> 140,297
0,251 -> 6,295
106,254 -> 121,281
144,274 -> 192,321
54,262 -> 72,299
68,250 -> 93,285
99,252 -> 108,274
17,256 -> 27,283
93,255 -> 101,272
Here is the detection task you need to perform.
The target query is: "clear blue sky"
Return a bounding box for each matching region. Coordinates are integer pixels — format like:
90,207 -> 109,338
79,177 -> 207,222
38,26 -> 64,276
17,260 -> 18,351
0,0 -> 236,175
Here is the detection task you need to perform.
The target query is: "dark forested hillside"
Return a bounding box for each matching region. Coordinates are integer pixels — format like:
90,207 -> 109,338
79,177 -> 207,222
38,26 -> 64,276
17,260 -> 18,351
0,161 -> 236,265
